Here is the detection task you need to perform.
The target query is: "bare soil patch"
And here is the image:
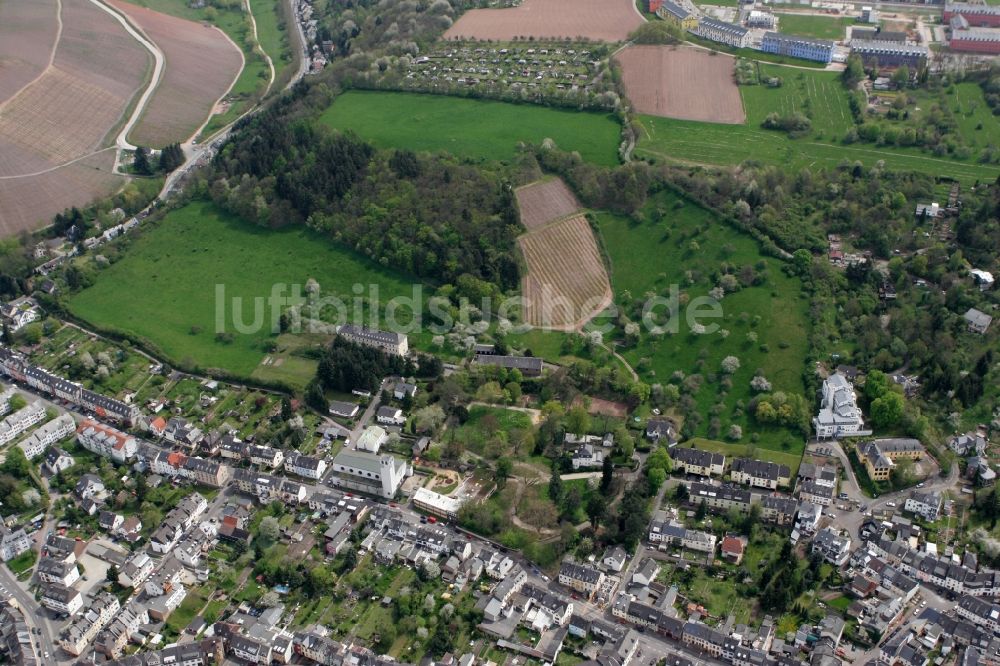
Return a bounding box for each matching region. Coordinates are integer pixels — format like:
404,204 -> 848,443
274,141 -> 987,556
445,0 -> 644,42
0,0 -> 60,105
516,178 -> 582,231
519,214 -> 612,330
573,395 -> 629,418
0,150 -> 124,236
615,45 -> 745,124
109,0 -> 243,147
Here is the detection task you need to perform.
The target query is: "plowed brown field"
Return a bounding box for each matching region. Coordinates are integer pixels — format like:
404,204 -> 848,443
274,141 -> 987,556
0,0 -> 60,104
0,0 -> 148,232
516,179 -> 582,231
109,0 -> 243,147
445,0 -> 644,42
519,214 -> 611,330
615,45 -> 745,124
0,150 -> 123,236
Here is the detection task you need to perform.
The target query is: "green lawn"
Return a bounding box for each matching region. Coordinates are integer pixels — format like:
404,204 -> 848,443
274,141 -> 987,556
250,0 -> 296,89
742,66 -> 854,136
634,67 -> 1000,183
775,14 -> 854,40
66,201 -> 429,384
452,405 -> 534,456
319,91 -> 622,166
594,190 -> 810,451
634,114 -> 999,183
5,550 -> 36,576
685,437 -> 803,476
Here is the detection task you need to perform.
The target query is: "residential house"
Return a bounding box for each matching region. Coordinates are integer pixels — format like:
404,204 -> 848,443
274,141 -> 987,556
759,496 -> 798,526
356,425 -> 387,453
40,583 -> 83,616
720,536 -> 746,564
0,401 -> 46,445
671,448 -> 725,477
730,458 -> 791,489
119,551 -> 154,588
812,528 -> 851,566
631,558 -> 660,587
74,473 -> 105,500
762,32 -> 835,62
44,446 -> 75,476
337,324 -> 408,356
695,17 -> 751,47
94,600 -> 148,658
375,406 -> 405,426
687,482 -> 752,514
0,297 -> 41,332
559,561 -> 605,599
184,456 -> 231,487
328,401 -> 360,419
37,556 -> 80,586
602,546 -> 628,573
0,525 -> 31,562
857,438 -> 925,482
905,490 -> 942,522
572,444 -> 605,470
813,373 -> 867,438
950,432 -> 987,457
77,419 -> 137,463
248,445 -> 283,468
284,453 -> 327,480
799,480 -> 835,507
964,308 -> 993,334
473,354 -> 543,376
646,419 -> 677,444
18,413 -> 74,459
654,0 -> 699,29
393,382 -> 418,400
59,592 -> 120,656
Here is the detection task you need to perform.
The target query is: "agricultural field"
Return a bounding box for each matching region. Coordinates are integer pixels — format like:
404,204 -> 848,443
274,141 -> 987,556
0,0 -> 150,233
108,0 -> 244,148
0,150 -> 125,235
520,214 -> 612,330
515,178 -> 581,231
594,190 -> 810,452
0,0 -> 60,104
319,91 -> 621,166
633,65 -> 1000,183
444,0 -> 644,42
615,45 -> 745,124
66,201 -> 429,385
775,13 -> 855,40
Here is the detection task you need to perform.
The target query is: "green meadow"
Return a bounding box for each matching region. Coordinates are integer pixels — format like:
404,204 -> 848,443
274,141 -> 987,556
774,13 -> 855,40
635,65 -> 999,183
67,201 -> 429,385
319,91 -> 622,166
594,190 -> 809,452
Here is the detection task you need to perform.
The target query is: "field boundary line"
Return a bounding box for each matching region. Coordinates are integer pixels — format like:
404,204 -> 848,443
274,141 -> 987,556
0,147 -> 123,181
246,0 -> 276,96
87,0 -> 165,169
186,21 -> 247,147
0,0 -> 63,115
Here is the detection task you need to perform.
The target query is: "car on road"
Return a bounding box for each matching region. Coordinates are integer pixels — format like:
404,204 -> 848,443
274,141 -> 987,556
886,501 -> 897,508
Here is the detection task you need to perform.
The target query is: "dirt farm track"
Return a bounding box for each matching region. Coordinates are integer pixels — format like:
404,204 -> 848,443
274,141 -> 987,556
615,45 -> 746,124
445,0 -> 644,42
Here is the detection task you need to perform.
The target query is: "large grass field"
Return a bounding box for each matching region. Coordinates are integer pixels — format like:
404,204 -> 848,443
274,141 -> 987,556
634,66 -> 1000,183
594,190 -> 809,452
775,13 -> 854,40
66,201 -> 429,385
319,91 -> 622,166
